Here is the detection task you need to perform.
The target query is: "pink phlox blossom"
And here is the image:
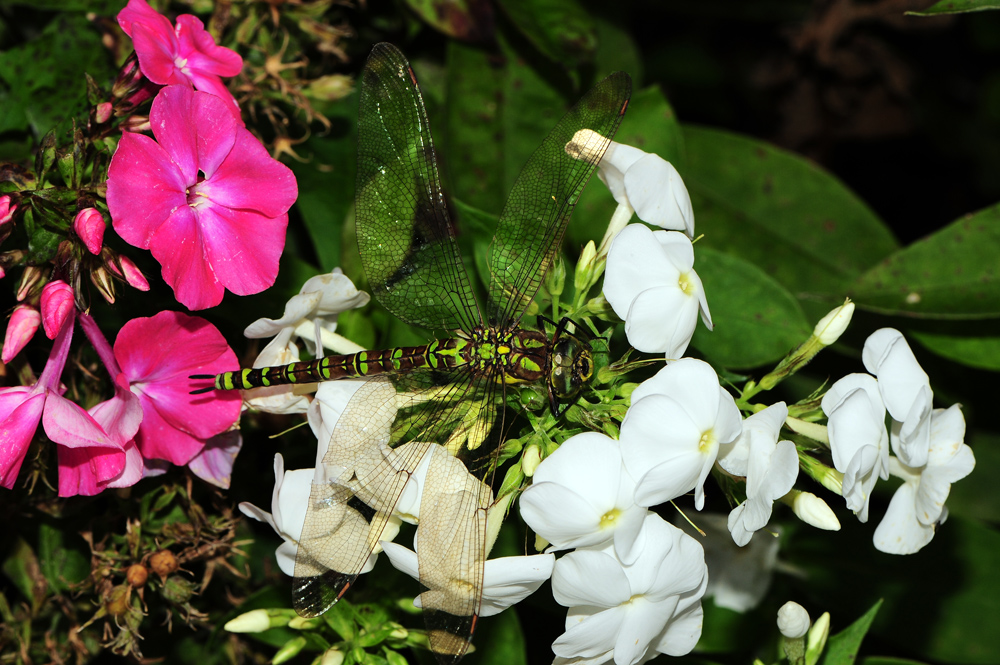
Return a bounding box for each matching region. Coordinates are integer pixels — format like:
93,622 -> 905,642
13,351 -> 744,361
117,0 -> 243,121
106,85 -> 297,310
113,310 -> 241,469
0,316 -> 131,495
0,194 -> 16,227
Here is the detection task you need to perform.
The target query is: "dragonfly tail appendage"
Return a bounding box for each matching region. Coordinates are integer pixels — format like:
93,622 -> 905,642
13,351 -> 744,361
291,569 -> 356,618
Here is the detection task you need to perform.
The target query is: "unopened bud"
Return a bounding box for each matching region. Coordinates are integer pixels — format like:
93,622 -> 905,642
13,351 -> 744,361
2,304 -> 40,363
574,240 -> 598,292
94,102 -> 113,125
121,115 -> 151,133
534,532 -> 549,553
125,563 -> 148,588
306,74 -> 354,101
785,490 -> 840,531
287,616 -> 322,630
777,601 -> 810,638
73,208 -> 106,254
813,300 -> 854,346
115,255 -> 150,291
90,265 -> 116,304
16,265 -> 45,301
40,280 -> 75,339
104,584 -> 132,618
320,648 -> 345,665
522,444 -> 542,477
112,53 -> 143,100
0,194 -> 16,227
225,608 -> 297,633
148,549 -> 178,579
805,612 -> 830,665
273,636 -> 308,665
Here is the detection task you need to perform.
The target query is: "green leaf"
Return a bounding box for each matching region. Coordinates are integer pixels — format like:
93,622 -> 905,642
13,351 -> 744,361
37,521 -> 89,594
908,0 -> 1000,15
909,324 -> 1000,371
403,0 -> 494,41
691,247 -> 811,369
820,600 -> 882,665
861,659 -> 933,665
2,539 -> 46,612
850,203 -> 1000,318
290,99 -> 357,273
946,430 -> 1000,523
679,126 -> 898,319
495,0 -> 598,68
570,85 -> 684,250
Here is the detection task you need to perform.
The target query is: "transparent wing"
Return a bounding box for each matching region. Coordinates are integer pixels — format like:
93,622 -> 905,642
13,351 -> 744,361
356,42 -> 482,333
486,72 -> 631,327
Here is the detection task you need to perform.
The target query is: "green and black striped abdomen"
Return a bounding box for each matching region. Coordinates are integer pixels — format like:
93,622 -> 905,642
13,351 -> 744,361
213,338 -> 470,391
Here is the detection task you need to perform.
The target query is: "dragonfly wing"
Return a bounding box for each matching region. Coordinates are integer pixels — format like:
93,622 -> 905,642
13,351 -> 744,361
357,43 -> 482,332
486,71 -> 631,326
416,446 -> 492,664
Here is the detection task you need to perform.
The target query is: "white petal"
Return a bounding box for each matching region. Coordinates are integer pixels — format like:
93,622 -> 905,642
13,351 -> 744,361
652,600 -> 703,656
862,329 -> 931,422
603,224 -> 681,319
553,606 -> 626,659
873,481 -> 934,554
479,553 -> 555,617
552,549 -> 632,608
624,155 -> 694,236
273,468 -> 315,540
597,140 -> 648,206
519,482 -> 606,549
727,503 -> 753,547
614,598 -> 672,665
623,283 -> 698,355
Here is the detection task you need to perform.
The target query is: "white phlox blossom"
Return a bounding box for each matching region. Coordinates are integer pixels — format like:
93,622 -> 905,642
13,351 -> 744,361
550,513 -> 707,665
862,328 -> 932,468
308,379 -> 369,466
603,224 -> 711,359
620,359 -> 742,509
244,269 -> 370,414
677,513 -> 780,613
821,374 -> 890,523
519,432 -> 647,563
238,453 -> 398,576
873,404 -> 975,554
718,403 -> 799,546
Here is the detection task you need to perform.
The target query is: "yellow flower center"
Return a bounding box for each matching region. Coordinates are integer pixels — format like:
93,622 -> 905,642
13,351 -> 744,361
699,428 -> 715,452
678,272 -> 694,295
599,508 -> 621,529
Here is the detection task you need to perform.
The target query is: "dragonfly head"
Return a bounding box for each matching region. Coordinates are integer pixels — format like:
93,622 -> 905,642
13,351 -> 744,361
547,329 -> 594,408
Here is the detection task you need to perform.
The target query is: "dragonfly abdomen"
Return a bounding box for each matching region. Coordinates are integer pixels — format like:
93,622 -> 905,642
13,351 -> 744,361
210,338 -> 472,391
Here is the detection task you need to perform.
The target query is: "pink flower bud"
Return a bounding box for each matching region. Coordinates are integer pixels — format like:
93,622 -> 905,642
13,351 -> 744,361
121,115 -> 151,133
118,256 -> 150,291
0,195 -> 16,227
2,304 -> 40,363
95,102 -> 113,124
40,280 -> 75,340
16,266 -> 44,302
73,208 -> 106,255
112,53 -> 144,100
91,266 -> 116,304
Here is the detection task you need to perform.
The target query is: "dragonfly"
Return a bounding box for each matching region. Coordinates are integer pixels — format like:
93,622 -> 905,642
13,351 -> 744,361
197,43 -> 630,663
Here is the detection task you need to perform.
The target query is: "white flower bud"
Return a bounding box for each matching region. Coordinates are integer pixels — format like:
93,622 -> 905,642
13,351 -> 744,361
224,609 -> 273,633
522,444 -> 542,477
320,648 -> 345,665
791,491 -> 841,531
777,601 -> 811,638
806,612 -> 831,665
813,300 -> 854,346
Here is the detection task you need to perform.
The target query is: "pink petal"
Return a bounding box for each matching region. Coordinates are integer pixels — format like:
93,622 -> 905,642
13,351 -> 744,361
115,311 -> 238,385
117,0 -> 173,39
147,205 -> 223,310
129,21 -> 185,85
175,15 -> 243,77
188,431 -> 242,488
154,86 -> 238,179
104,440 -> 145,489
42,393 -> 118,450
107,131 -> 188,249
57,445 -> 126,497
133,391 -> 206,465
185,72 -> 242,123
0,390 -> 45,489
198,205 -> 287,297
89,373 -> 143,447
202,128 -> 297,216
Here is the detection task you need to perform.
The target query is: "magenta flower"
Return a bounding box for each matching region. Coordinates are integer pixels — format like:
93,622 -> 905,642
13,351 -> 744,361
40,280 -> 75,340
73,207 -> 106,255
113,310 -> 241,468
0,317 -> 131,495
2,304 -> 40,363
117,0 -> 243,120
107,85 -> 296,310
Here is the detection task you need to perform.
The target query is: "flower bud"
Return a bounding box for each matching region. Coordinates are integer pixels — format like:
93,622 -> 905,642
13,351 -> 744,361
104,583 -> 132,618
287,616 -> 322,630
73,208 -> 106,254
306,74 -> 354,102
115,255 -> 150,291
522,444 -> 542,477
121,115 -> 151,133
273,636 -> 308,665
0,194 -> 16,227
777,601 -> 810,638
2,304 -> 40,363
806,612 -> 831,665
320,648 -> 345,665
225,608 -> 298,633
786,490 -> 841,531
126,563 -> 148,588
90,265 -> 117,304
161,575 -> 195,603
148,549 -> 179,579
94,102 -> 113,125
112,53 -> 144,100
40,280 -> 75,339
16,265 -> 45,301
574,240 -> 598,292
813,300 -> 854,346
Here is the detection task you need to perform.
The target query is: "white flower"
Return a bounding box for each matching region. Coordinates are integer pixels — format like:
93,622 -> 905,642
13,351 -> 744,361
381,540 -> 554,618
239,454 -> 396,576
551,514 -> 707,665
777,602 -> 811,639
519,432 -> 647,563
588,135 -> 694,237
873,405 -> 975,554
676,513 -> 780,613
603,224 -> 711,358
720,403 -> 799,546
812,300 -> 855,346
620,359 -> 742,509
244,269 -> 369,414
821,374 -> 890,523
862,328 -> 932,468
308,379 -> 369,466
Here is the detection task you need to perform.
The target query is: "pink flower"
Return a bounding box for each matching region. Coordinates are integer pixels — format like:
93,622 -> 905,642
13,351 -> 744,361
2,304 -> 40,363
0,317 -> 132,495
40,280 -> 75,340
0,195 -> 15,227
117,0 -> 243,121
73,208 -> 106,255
109,255 -> 151,292
106,85 -> 296,310
113,310 -> 241,467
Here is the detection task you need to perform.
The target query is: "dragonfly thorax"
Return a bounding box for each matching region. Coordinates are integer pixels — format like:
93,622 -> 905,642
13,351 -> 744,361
465,326 -> 548,384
